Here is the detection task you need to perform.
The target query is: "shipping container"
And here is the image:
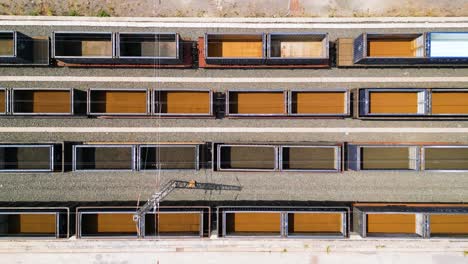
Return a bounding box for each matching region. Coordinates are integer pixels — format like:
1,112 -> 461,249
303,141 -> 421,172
143,211 -> 204,237
0,88 -> 6,114
78,211 -> 137,238
116,32 -> 181,64
286,211 -> 346,237
266,33 -> 329,65
289,90 -> 349,116
428,214 -> 468,237
359,88 -> 468,118
11,88 -> 73,115
366,213 -> 422,236
216,144 -> 278,171
138,144 -> 200,170
218,206 -> 349,238
0,207 -> 68,239
0,31 -> 15,58
422,146 -> 468,171
223,211 -> 282,237
354,206 -> 425,238
52,32 -> 114,63
0,144 -> 61,172
426,32 -> 468,63
215,142 -> 342,172
205,33 -> 265,64
72,144 -> 136,171
87,88 -> 150,115
347,144 -> 419,171
430,89 -> 468,116
226,90 -> 287,117
0,31 -> 36,65
153,89 -> 213,116
359,89 -> 428,117
354,204 -> 468,238
280,145 -> 341,172
79,207 -> 209,239
347,32 -> 468,65
354,33 -> 425,64
53,31 -> 191,66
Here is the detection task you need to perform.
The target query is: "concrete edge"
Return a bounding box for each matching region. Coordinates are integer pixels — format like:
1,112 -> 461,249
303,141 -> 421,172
0,239 -> 467,253
1,76 -> 468,83
1,15 -> 468,23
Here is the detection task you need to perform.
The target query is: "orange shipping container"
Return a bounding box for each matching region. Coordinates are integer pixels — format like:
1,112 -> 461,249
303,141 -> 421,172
229,92 -> 285,115
90,90 -> 147,114
158,213 -> 201,233
431,91 -> 468,115
97,213 -> 136,233
13,90 -> 71,114
430,214 -> 468,235
0,90 -> 5,113
291,91 -> 346,115
226,212 -> 281,234
369,92 -> 419,114
367,214 -> 416,234
156,91 -> 210,114
289,213 -> 342,233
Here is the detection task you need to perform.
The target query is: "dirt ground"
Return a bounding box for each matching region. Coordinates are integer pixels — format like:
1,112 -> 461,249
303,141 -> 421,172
0,0 -> 467,17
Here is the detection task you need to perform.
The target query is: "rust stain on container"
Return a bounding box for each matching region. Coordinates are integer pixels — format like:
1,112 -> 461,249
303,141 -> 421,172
367,214 -> 416,234
14,90 -> 71,113
230,92 -> 285,114
220,146 -> 276,170
369,92 -> 418,114
424,148 -> 468,170
289,213 -> 342,233
0,90 -> 5,113
291,92 -> 345,114
158,91 -> 210,114
226,213 -> 281,234
282,147 -> 337,170
158,213 -> 200,233
91,91 -> 147,114
431,91 -> 468,114
430,214 -> 468,234
361,147 -> 411,170
97,213 -> 136,233
368,39 -> 416,57
208,37 -> 263,58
